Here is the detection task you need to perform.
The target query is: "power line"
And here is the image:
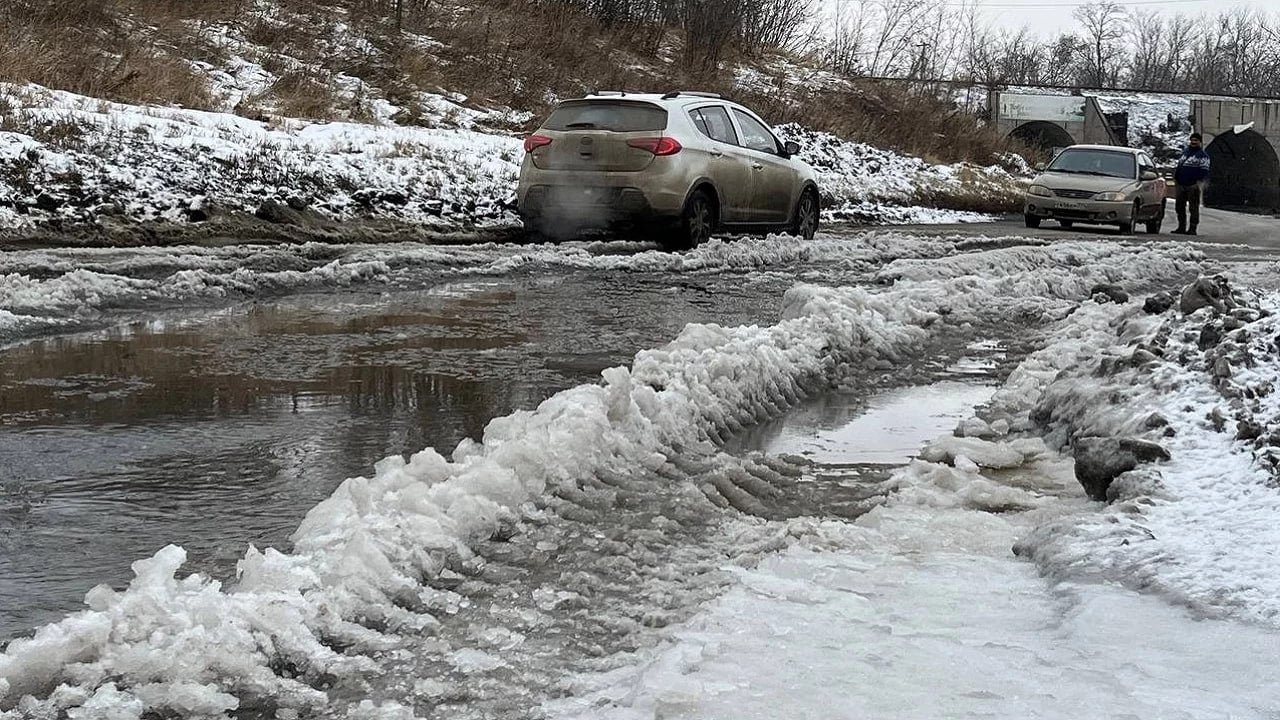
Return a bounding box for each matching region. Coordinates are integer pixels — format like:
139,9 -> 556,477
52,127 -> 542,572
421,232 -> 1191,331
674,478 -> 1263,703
943,0 -> 1220,7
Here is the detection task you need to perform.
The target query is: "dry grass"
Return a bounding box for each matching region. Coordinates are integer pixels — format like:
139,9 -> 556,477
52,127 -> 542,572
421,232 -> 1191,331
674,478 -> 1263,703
0,2 -> 215,110
0,0 -> 1038,167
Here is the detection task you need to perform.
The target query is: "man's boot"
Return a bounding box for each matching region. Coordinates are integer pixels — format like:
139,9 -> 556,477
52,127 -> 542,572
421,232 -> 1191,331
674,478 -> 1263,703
1172,226 -> 1187,235
1188,226 -> 1198,236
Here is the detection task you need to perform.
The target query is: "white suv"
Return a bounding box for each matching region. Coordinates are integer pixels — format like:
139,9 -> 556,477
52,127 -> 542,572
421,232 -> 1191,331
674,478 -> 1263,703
517,91 -> 821,249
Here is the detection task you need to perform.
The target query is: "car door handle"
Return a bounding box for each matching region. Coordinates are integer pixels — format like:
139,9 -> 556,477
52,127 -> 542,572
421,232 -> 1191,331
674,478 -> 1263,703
751,162 -> 764,171
709,149 -> 723,157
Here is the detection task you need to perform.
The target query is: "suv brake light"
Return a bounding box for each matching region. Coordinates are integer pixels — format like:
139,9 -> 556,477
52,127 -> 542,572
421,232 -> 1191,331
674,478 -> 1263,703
627,137 -> 682,156
524,134 -> 553,153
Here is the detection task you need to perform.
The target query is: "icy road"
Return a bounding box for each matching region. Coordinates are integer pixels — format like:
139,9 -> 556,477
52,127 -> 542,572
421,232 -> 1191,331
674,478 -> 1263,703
2,228 -> 1279,719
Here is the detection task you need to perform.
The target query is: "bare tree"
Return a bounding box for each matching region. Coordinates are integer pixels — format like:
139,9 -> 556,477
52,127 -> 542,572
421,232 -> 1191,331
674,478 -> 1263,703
738,0 -> 816,56
1074,0 -> 1128,86
681,0 -> 743,70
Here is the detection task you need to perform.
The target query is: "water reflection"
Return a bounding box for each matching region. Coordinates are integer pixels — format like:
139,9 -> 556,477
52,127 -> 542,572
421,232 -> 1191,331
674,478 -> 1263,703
0,286 -> 543,639
0,271 -> 792,641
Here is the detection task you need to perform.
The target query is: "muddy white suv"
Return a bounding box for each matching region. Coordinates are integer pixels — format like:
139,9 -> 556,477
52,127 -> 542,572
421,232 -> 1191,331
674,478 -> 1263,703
517,92 -> 821,249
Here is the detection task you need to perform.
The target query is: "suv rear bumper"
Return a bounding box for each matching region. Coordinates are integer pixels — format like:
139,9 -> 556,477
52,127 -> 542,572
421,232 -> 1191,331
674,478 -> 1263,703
1024,196 -> 1136,224
519,185 -> 675,229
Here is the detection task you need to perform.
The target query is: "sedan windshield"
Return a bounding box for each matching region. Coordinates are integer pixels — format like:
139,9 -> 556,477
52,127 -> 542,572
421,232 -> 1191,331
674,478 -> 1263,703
1047,149 -> 1136,179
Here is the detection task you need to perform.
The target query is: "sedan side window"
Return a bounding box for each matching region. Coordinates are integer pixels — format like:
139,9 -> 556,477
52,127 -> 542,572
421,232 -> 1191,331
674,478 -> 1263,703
732,109 -> 779,155
690,106 -> 739,145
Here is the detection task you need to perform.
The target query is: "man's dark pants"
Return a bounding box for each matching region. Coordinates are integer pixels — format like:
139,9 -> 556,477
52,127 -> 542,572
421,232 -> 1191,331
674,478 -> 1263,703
1176,183 -> 1202,231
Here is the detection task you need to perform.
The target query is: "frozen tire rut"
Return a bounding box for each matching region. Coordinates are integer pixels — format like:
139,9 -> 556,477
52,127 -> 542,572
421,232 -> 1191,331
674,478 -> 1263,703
0,236 -> 1210,719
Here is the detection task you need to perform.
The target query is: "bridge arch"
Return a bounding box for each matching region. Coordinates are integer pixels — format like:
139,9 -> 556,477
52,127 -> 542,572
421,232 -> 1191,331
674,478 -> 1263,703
1008,121 -> 1076,152
1204,129 -> 1280,211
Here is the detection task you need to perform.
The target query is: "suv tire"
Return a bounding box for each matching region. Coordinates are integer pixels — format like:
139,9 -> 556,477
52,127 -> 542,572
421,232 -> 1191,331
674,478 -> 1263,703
673,189 -> 716,251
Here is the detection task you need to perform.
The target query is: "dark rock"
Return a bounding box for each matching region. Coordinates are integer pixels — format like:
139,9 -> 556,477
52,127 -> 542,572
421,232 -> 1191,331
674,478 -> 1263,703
1180,277 -> 1227,315
1207,407 -> 1228,433
380,190 -> 408,205
286,196 -> 309,211
185,206 -> 209,222
1143,291 -> 1175,314
353,189 -> 379,207
1237,418 -> 1264,441
1213,356 -> 1234,379
1090,283 -> 1129,304
1198,323 -> 1222,350
1129,348 -> 1160,367
1231,307 -> 1261,323
34,193 -> 63,212
1073,437 -> 1171,501
1143,413 -> 1169,429
254,200 -> 305,225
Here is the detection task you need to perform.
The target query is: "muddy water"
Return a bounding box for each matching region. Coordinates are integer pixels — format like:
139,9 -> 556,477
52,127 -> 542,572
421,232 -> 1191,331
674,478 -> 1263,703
0,271 -> 792,640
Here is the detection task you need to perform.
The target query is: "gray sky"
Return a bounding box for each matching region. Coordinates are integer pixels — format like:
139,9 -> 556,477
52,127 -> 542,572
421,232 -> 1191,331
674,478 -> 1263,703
978,0 -> 1270,36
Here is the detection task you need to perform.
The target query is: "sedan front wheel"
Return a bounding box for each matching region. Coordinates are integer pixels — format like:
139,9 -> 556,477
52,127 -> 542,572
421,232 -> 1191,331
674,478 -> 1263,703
791,189 -> 819,240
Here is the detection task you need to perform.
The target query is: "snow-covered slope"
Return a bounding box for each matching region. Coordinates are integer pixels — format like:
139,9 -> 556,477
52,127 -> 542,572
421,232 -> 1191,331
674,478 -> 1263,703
0,83 -> 1021,238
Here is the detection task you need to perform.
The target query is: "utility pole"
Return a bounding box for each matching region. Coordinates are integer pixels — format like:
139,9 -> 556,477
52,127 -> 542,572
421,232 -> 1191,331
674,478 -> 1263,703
912,42 -> 931,83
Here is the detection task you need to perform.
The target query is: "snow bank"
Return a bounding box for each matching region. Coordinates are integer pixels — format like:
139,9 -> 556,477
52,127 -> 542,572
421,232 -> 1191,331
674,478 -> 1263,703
0,239 -> 1207,717
1016,288 -> 1280,625
0,82 -> 522,232
545,272 -> 1280,720
777,123 -> 1025,220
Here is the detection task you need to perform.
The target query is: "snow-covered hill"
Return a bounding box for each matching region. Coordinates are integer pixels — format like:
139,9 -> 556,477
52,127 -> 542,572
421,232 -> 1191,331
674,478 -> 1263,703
0,83 -> 1022,241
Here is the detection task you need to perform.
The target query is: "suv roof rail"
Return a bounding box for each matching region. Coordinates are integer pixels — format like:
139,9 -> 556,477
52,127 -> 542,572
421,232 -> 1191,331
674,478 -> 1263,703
589,90 -> 627,96
661,91 -> 722,100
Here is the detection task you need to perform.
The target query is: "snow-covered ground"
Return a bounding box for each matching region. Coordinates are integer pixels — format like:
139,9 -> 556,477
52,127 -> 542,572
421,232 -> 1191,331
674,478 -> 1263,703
13,233 -> 1277,719
1093,91 -> 1196,162
549,288 -> 1280,719
0,82 -> 1018,238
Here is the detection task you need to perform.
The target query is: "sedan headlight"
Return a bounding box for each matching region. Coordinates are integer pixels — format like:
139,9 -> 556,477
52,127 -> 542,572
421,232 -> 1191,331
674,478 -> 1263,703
1027,184 -> 1053,197
1093,191 -> 1130,201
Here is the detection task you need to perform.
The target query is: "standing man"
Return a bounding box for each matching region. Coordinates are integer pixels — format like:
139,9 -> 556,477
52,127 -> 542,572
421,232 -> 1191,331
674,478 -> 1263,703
1172,132 -> 1211,235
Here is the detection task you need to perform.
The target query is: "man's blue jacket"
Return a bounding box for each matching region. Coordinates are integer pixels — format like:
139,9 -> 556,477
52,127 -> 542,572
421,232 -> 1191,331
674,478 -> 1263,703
1175,147 -> 1211,186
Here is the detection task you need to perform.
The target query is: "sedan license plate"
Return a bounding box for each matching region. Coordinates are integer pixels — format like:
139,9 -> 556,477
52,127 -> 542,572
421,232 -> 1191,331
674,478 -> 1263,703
1057,201 -> 1083,210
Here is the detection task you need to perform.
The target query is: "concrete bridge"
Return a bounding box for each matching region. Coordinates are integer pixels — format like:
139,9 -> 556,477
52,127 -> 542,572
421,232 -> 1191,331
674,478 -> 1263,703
988,91 -> 1124,151
989,90 -> 1280,212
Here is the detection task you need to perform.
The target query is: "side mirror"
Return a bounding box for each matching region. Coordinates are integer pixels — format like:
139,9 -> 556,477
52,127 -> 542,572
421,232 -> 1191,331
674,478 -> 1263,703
783,140 -> 800,157
1141,171 -> 1159,181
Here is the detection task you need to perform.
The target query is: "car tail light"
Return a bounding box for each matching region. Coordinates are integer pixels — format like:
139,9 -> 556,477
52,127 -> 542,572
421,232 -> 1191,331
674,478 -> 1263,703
524,134 -> 553,153
627,137 -> 682,156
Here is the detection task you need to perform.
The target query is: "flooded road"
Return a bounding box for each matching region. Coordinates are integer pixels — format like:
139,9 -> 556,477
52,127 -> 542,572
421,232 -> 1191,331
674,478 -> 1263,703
1,231 -> 1233,719
0,267 -> 802,639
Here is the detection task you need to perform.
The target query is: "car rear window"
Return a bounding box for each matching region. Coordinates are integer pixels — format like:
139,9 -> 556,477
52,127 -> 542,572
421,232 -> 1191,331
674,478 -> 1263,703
543,101 -> 668,132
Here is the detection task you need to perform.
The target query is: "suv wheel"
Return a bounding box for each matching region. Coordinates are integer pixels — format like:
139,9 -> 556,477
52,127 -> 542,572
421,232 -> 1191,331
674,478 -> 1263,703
675,189 -> 716,250
791,189 -> 819,240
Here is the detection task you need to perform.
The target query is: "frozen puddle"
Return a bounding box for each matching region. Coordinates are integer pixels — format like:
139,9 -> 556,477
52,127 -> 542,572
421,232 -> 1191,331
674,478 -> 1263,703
549,540 -> 1280,719
753,381 -> 996,465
